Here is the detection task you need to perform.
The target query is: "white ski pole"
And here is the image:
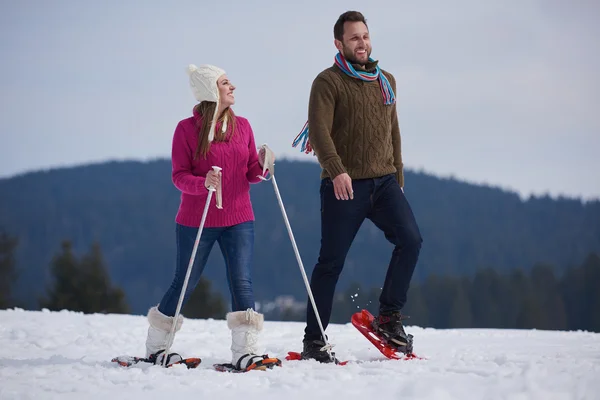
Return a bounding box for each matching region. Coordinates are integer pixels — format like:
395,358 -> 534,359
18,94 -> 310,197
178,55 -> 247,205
258,144 -> 335,361
162,165 -> 221,367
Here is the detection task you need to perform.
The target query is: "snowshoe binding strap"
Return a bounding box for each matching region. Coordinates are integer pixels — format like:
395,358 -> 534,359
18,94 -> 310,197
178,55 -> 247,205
235,354 -> 282,372
149,350 -> 183,366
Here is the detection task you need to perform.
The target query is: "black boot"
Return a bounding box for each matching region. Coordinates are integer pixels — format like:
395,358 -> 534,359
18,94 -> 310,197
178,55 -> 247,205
372,311 -> 414,354
301,338 -> 339,364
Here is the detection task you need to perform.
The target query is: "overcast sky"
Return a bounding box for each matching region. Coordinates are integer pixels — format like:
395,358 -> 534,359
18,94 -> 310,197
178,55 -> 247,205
1,0 -> 598,200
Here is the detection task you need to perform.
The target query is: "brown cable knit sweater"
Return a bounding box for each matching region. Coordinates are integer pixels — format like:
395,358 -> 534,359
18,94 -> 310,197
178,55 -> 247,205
307,60 -> 404,186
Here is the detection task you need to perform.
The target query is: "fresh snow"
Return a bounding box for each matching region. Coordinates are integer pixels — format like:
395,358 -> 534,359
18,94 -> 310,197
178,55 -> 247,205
1,309 -> 599,400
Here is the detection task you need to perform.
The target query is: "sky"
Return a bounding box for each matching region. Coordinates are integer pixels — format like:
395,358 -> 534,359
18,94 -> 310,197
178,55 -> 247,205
1,0 -> 599,200
1,309 -> 599,399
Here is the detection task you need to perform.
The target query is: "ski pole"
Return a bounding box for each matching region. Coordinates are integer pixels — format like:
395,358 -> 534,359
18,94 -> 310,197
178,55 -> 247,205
162,165 -> 221,367
258,144 -> 335,361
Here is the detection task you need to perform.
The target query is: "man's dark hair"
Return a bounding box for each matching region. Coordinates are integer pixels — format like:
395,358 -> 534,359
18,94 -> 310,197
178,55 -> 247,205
334,11 -> 368,41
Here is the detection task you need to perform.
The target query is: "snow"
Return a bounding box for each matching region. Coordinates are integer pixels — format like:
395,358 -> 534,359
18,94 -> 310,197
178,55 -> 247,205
1,309 -> 599,400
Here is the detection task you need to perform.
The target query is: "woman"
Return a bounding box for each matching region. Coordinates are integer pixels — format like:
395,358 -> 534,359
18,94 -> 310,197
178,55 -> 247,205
144,63 -> 279,371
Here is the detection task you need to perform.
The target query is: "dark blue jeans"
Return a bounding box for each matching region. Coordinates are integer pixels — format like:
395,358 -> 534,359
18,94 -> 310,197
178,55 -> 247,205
158,221 -> 255,316
304,174 -> 422,341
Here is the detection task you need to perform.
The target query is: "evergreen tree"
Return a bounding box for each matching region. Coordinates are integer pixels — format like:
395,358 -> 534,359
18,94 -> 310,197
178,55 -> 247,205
0,230 -> 18,308
561,258 -> 585,330
469,268 -> 503,328
529,264 -> 567,330
182,277 -> 226,319
516,292 -> 544,329
40,241 -> 81,311
580,253 -> 600,332
403,285 -> 429,328
79,242 -> 129,314
506,269 -> 529,328
40,240 -> 129,314
449,277 -> 473,328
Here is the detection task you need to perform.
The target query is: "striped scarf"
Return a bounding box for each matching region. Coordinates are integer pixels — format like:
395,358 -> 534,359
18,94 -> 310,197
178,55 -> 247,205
292,52 -> 396,154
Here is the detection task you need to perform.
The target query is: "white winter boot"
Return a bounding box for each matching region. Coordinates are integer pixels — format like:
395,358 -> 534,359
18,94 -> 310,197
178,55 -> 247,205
227,308 -> 281,371
145,306 -> 184,365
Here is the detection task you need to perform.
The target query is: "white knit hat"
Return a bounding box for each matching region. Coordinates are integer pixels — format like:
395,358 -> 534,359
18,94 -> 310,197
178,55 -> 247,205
187,64 -> 228,142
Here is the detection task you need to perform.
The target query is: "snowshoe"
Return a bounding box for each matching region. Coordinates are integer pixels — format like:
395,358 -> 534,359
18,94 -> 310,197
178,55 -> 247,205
351,309 -> 423,360
112,350 -> 201,369
214,354 -> 281,373
371,311 -> 414,354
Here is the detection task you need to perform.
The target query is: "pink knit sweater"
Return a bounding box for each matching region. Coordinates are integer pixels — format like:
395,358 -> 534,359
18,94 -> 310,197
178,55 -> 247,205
171,110 -> 265,228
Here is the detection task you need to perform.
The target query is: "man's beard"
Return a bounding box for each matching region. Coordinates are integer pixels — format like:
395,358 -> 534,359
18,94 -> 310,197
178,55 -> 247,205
341,44 -> 371,65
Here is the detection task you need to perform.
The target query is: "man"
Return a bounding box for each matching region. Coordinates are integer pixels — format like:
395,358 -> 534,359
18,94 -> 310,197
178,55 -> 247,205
298,10 -> 423,363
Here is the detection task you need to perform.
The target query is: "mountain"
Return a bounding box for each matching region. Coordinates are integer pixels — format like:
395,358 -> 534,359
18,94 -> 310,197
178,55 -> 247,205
1,159 -> 599,314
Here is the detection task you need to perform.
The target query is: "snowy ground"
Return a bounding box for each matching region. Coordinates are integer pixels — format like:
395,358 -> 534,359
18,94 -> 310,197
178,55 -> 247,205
1,309 -> 599,400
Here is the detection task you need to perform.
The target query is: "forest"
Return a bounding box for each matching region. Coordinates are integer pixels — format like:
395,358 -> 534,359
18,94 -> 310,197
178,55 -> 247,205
1,159 -> 598,331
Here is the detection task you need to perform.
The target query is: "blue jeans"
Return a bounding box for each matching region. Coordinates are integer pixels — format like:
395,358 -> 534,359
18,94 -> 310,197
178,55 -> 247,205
157,221 -> 255,316
304,174 -> 423,341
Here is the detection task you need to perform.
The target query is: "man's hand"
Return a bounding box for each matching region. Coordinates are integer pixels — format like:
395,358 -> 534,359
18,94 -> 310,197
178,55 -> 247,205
332,173 -> 353,200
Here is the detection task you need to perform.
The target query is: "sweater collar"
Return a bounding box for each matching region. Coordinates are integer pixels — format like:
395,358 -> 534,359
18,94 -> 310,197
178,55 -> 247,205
351,59 -> 379,73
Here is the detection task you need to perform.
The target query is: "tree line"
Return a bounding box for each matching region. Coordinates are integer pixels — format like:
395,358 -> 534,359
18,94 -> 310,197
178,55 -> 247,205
1,159 -> 598,314
326,253 -> 600,332
0,230 -> 225,318
2,229 -> 599,332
